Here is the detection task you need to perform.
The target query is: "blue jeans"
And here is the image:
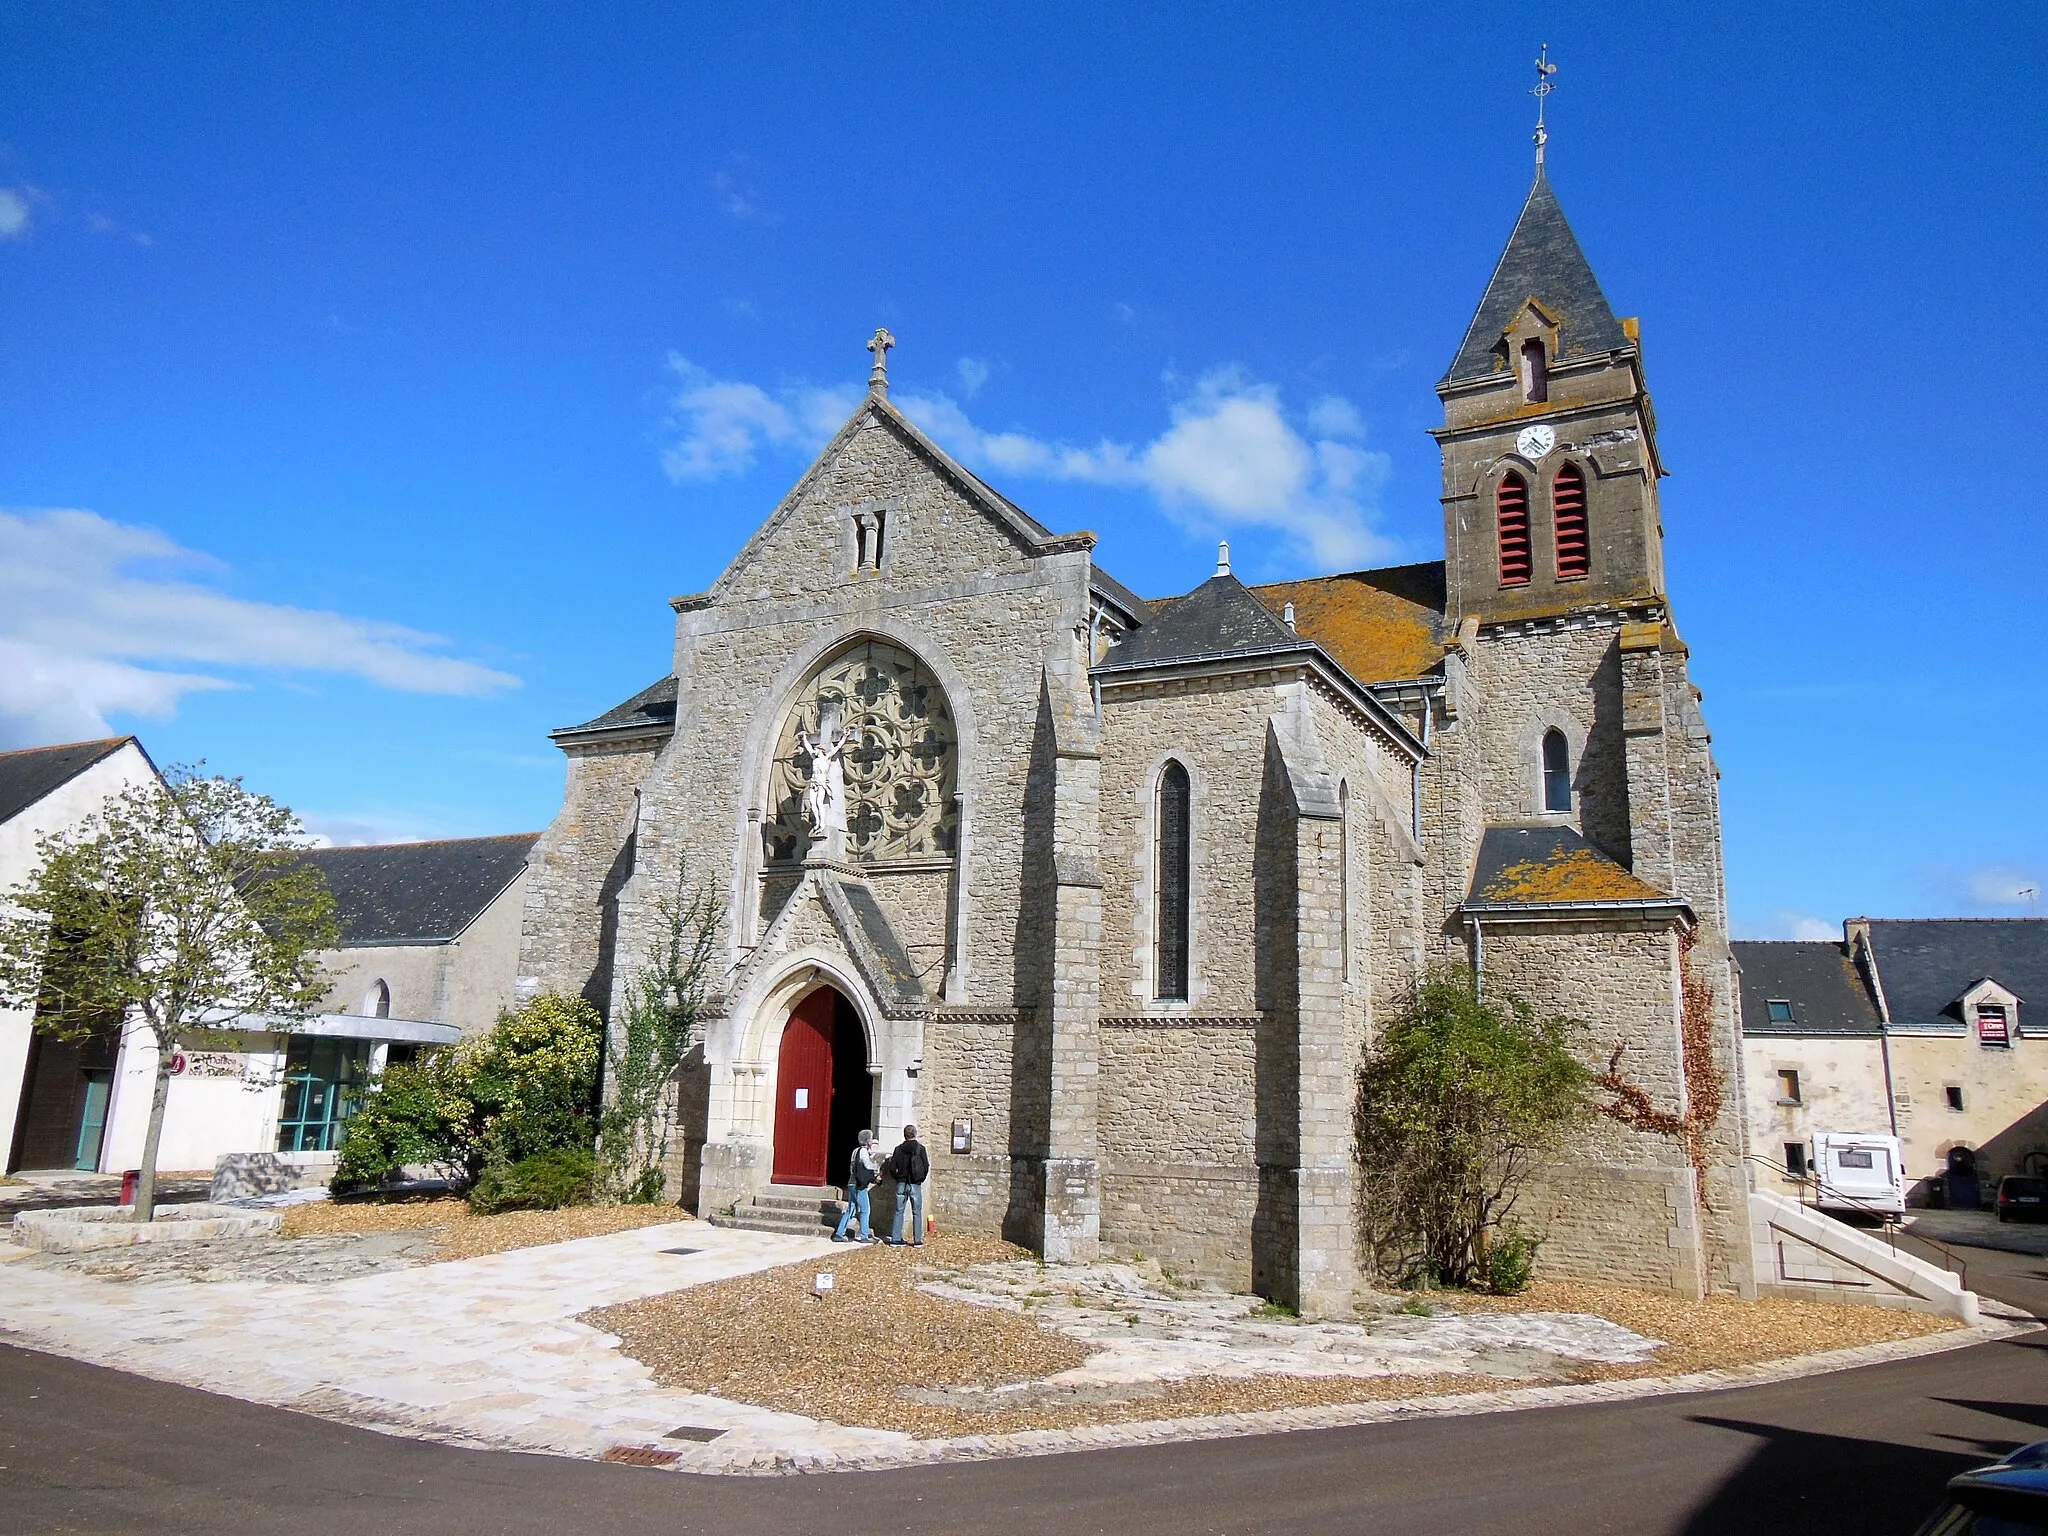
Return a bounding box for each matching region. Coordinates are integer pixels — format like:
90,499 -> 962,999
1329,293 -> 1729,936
893,1179 -> 925,1244
835,1185 -> 871,1241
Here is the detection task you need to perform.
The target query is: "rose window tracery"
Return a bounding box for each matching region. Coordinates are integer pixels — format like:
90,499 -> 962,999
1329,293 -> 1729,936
764,641 -> 957,864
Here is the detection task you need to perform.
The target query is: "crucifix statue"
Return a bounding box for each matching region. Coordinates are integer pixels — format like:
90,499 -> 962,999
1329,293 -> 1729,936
795,697 -> 853,857
866,327 -> 896,396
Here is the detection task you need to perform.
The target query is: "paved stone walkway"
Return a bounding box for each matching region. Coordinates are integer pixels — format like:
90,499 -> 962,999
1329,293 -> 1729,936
0,1220 -> 2024,1476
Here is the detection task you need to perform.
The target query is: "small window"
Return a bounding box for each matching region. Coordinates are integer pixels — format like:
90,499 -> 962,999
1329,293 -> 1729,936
1540,729 -> 1571,812
1836,1148 -> 1874,1169
1552,463 -> 1589,579
1156,760 -> 1191,1002
362,979 -> 391,1019
1766,999 -> 1795,1023
1945,1084 -> 1965,1112
1520,338 -> 1548,404
1496,473 -> 1531,587
853,507 -> 887,572
1776,1069 -> 1801,1104
1977,1003 -> 2011,1048
1784,1142 -> 1808,1177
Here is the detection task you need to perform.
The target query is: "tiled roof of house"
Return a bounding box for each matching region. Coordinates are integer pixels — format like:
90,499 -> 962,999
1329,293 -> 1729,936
1248,562 -> 1449,684
298,834 -> 541,946
1105,572 -> 1307,671
1732,940 -> 1882,1036
552,675 -> 679,741
1466,824 -> 1668,907
0,738 -> 136,826
1865,918 -> 2048,1026
1442,170 -> 1630,387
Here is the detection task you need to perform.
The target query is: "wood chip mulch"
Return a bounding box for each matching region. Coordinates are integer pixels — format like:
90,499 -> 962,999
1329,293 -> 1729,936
279,1198 -> 692,1262
584,1235 -> 1522,1438
1430,1278 -> 1961,1380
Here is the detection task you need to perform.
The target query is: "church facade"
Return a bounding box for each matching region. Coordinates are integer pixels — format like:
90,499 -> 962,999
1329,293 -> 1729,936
515,167 -> 1756,1314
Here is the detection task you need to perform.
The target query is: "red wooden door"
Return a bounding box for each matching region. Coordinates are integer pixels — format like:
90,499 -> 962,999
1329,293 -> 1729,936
770,990 -> 836,1185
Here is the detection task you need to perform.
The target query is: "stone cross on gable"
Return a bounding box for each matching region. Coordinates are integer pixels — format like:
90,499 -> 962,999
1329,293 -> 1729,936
866,327 -> 897,396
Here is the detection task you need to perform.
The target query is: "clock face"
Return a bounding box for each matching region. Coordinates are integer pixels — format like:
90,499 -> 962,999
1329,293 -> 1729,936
1516,425 -> 1556,460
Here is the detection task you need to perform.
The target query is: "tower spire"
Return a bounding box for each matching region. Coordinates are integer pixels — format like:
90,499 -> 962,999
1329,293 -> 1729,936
1531,43 -> 1558,174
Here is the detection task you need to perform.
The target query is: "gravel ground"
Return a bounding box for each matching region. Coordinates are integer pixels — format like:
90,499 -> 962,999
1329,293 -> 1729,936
1433,1279 -> 1959,1378
280,1197 -> 692,1262
590,1246 -> 1966,1441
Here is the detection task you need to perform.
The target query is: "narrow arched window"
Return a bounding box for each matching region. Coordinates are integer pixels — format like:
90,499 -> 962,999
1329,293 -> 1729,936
363,979 -> 391,1019
1542,730 -> 1572,812
1496,473 -> 1531,587
1553,463 -> 1589,579
1520,339 -> 1548,403
1156,761 -> 1191,1001
1338,780 -> 1351,982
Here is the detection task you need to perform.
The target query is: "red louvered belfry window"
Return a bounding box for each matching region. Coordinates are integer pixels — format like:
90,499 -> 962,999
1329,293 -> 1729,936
1496,472 -> 1531,586
1553,463 -> 1589,579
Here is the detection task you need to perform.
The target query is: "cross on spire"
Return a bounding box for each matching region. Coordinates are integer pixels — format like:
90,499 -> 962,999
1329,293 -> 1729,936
866,327 -> 897,396
1531,43 -> 1558,172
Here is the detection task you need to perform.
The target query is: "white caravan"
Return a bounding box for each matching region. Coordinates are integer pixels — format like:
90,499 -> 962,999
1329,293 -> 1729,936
1810,1132 -> 1907,1218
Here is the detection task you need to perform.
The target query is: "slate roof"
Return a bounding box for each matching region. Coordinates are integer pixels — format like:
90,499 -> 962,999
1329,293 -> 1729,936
1249,562 -> 1449,685
298,834 -> 540,945
1864,919 -> 2048,1026
1442,170 -> 1630,387
551,675 -> 679,742
1732,941 -> 1882,1036
1103,573 -> 1307,672
0,738 -> 137,826
1465,824 -> 1670,908
1090,564 -> 1152,625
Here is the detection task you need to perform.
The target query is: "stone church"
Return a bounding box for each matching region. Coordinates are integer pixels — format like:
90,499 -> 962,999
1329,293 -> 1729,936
516,164 -> 1756,1314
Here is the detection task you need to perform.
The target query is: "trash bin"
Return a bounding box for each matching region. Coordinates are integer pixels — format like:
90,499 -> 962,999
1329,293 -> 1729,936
119,1168 -> 141,1206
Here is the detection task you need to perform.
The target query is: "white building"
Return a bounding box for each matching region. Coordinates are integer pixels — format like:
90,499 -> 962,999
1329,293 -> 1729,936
2,737 -> 527,1178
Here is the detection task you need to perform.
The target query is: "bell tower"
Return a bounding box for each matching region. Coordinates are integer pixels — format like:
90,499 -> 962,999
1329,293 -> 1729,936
1432,168 -> 1667,626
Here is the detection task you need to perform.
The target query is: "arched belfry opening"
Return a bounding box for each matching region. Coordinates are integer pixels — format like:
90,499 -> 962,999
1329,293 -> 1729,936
769,985 -> 871,1188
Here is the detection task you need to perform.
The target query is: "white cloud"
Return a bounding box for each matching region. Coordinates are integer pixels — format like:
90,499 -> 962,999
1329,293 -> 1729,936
711,169 -> 767,221
898,368 -> 1396,568
0,507 -> 520,749
299,811 -> 449,848
1967,868 -> 2043,909
0,189 -> 31,240
657,356 -> 1397,567
955,357 -> 991,398
1734,911 -> 1841,942
659,356 -> 860,481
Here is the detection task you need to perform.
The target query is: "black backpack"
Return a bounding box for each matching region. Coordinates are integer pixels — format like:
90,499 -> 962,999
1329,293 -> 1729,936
895,1140 -> 929,1184
849,1147 -> 877,1189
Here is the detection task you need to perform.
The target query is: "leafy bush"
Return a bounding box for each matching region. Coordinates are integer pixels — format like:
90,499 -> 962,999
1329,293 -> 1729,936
467,1147 -> 598,1214
1355,968 -> 1587,1289
332,992 -> 602,1191
1483,1225 -> 1541,1295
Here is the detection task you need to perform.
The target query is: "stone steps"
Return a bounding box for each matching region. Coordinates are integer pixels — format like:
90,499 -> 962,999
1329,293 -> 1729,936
708,1184 -> 846,1238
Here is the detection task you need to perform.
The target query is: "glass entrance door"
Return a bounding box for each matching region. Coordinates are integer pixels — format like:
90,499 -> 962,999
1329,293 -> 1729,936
73,1071 -> 111,1172
276,1038 -> 369,1152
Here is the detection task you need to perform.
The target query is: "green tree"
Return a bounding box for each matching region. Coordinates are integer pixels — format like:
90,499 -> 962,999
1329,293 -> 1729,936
0,768 -> 336,1220
332,990 -> 602,1192
1354,968 -> 1589,1289
597,864 -> 720,1202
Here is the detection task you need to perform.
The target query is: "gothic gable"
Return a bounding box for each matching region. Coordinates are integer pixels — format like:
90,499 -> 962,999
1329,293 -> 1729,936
700,396 -> 1074,608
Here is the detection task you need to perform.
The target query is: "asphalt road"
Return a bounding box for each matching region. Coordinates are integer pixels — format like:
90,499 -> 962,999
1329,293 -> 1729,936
3,1245 -> 2044,1536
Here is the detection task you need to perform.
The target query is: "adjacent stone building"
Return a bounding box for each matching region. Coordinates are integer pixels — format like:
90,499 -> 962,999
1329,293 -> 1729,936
1737,918 -> 2048,1205
518,165 -> 1756,1310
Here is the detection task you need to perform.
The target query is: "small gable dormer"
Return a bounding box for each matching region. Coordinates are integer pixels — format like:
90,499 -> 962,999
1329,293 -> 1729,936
1491,299 -> 1562,404
1958,978 -> 2022,1047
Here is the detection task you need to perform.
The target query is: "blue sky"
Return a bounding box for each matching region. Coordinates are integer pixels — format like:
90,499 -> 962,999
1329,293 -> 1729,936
1,4 -> 2042,936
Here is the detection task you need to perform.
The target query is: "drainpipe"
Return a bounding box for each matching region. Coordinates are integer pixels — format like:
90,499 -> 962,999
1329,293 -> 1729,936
1471,915 -> 1483,1002
1412,691 -> 1433,846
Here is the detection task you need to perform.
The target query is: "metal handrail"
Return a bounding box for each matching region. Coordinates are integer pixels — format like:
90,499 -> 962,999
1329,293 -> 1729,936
1743,1154 -> 1969,1292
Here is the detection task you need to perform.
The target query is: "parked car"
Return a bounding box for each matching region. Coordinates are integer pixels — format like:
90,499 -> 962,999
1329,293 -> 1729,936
1996,1175 -> 2048,1224
1914,1439 -> 2048,1533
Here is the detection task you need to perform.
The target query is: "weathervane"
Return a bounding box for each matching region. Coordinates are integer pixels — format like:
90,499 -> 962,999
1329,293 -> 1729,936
866,327 -> 896,396
1531,43 -> 1558,171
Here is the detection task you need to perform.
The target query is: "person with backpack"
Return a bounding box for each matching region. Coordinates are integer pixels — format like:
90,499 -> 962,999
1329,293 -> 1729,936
833,1129 -> 880,1243
885,1123 -> 929,1246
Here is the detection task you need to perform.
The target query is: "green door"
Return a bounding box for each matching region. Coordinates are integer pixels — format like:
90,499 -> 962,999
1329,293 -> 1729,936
74,1071 -> 112,1172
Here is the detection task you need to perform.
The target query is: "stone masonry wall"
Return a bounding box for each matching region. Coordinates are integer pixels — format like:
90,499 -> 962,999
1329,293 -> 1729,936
517,740 -> 659,1011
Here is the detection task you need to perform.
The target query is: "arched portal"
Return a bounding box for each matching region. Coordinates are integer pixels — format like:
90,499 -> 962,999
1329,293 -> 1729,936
769,985 -> 871,1187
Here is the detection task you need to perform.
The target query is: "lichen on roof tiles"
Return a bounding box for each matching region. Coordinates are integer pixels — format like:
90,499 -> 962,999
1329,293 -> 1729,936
1246,562 -> 1448,685
1480,845 -> 1665,904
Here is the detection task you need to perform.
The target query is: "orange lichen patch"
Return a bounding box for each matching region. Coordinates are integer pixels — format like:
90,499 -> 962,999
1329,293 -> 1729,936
1247,563 -> 1447,684
1480,844 -> 1666,904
